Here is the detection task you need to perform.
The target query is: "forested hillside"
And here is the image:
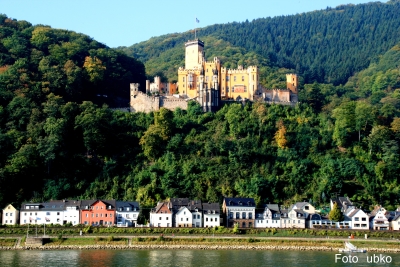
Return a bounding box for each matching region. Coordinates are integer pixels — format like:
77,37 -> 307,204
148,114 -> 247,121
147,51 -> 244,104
0,15 -> 146,107
120,0 -> 400,87
1,4 -> 400,213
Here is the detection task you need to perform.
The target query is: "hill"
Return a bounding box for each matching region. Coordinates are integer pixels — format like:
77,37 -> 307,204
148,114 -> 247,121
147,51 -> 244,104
120,1 -> 400,87
0,15 -> 146,107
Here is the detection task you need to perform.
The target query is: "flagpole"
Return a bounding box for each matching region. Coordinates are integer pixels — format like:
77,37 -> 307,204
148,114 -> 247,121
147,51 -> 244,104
195,16 -> 197,39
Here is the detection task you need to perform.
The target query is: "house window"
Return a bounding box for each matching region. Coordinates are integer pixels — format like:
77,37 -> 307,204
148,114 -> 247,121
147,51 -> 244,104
229,212 -> 233,219
186,218 -> 189,221
84,221 -> 88,225
197,215 -> 200,219
96,214 -> 98,217
193,215 -> 196,219
362,224 -> 367,227
227,86 -> 229,92
242,212 -> 246,219
210,218 -> 213,222
236,213 -> 239,219
298,220 -> 300,224
86,214 -> 88,217
206,218 -> 209,222
159,217 -> 162,220
166,217 -> 169,220
305,206 -> 309,210
249,213 -> 252,219
57,212 -> 60,216
110,214 -> 112,217
181,218 -> 183,221
215,218 -> 218,222
5,213 -> 8,216
355,217 -> 359,221
355,224 -> 360,227
362,218 -> 366,221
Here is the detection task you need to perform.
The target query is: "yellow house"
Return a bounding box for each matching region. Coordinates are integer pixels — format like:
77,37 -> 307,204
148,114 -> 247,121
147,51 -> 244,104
177,39 -> 259,109
2,204 -> 19,225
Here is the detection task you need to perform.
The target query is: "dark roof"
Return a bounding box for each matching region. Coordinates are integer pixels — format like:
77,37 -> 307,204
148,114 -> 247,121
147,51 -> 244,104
171,198 -> 189,207
331,197 -> 353,209
202,203 -> 220,214
224,198 -> 255,207
116,201 -> 139,211
80,199 -> 116,210
264,204 -> 280,212
308,214 -> 322,220
280,209 -> 289,218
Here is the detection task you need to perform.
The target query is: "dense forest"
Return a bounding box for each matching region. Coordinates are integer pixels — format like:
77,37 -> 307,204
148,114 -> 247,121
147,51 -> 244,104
120,0 -> 400,87
1,1 -> 400,214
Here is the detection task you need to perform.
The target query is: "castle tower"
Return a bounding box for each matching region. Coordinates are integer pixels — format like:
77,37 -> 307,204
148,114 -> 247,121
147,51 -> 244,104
286,74 -> 298,94
185,39 -> 204,70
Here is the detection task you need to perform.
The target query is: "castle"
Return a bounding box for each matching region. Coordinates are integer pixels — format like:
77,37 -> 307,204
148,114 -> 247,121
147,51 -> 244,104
130,38 -> 298,113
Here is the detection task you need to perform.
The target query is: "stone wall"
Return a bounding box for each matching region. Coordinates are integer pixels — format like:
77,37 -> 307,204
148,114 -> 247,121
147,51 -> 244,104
130,92 -> 160,113
160,98 -> 188,111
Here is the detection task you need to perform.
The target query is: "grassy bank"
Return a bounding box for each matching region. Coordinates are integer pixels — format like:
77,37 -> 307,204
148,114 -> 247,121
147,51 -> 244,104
44,236 -> 128,246
2,226 -> 400,239
0,238 -> 16,247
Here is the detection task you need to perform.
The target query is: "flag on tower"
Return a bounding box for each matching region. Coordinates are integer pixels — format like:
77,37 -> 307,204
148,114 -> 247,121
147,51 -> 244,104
196,18 -> 200,23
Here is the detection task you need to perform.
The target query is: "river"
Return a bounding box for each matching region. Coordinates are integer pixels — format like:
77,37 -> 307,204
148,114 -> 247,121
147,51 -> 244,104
0,249 -> 399,266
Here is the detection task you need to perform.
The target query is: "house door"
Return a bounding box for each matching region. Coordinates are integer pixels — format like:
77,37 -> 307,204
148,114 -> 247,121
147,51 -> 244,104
100,220 -> 103,225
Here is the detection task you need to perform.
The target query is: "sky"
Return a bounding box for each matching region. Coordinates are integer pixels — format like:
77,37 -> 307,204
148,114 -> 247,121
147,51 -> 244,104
2,0 -> 380,48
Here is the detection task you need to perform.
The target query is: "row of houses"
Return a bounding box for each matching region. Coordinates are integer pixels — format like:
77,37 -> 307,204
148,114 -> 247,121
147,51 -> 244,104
2,196 -> 400,230
2,200 -> 140,227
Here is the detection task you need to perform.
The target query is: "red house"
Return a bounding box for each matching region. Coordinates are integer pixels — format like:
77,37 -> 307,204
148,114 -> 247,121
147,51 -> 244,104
80,200 -> 116,226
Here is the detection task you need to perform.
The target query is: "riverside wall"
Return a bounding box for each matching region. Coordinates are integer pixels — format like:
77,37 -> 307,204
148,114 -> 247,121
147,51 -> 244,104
2,244 -> 400,252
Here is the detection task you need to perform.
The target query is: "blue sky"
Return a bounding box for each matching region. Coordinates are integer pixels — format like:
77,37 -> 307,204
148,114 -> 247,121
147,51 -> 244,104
2,0 -> 379,48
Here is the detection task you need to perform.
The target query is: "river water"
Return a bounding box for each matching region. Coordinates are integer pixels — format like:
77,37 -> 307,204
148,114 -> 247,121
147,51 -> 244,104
0,249 -> 399,267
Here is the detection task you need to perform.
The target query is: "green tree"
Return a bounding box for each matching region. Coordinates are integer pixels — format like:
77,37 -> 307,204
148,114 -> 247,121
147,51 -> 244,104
329,202 -> 344,222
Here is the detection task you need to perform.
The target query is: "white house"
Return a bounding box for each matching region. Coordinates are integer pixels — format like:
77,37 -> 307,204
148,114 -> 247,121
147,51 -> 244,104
63,200 -> 81,225
307,213 -> 335,229
344,207 -> 369,230
291,202 -> 316,215
2,204 -> 19,225
389,213 -> 400,231
175,206 -> 192,227
370,206 -> 389,230
202,203 -> 220,227
116,201 -> 140,227
223,198 -> 256,228
188,200 -> 202,227
20,201 -> 65,225
255,204 -> 281,228
149,201 -> 172,227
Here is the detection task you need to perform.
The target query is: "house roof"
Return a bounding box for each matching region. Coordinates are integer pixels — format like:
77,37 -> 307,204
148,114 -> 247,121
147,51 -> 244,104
224,198 -> 255,207
280,209 -> 289,218
264,204 -> 280,212
151,201 -> 172,214
292,202 -> 312,209
116,201 -> 139,211
202,203 -> 220,214
80,199 -> 116,210
2,204 -> 17,211
331,197 -> 354,209
370,205 -> 387,216
308,214 -> 322,220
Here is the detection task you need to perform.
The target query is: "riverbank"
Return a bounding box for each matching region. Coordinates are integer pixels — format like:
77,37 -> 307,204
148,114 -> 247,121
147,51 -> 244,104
1,236 -> 399,252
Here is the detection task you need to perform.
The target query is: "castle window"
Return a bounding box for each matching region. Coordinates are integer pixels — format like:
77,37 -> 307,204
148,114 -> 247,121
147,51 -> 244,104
234,76 -> 236,82
242,76 -> 244,81
183,77 -> 185,82
252,75 -> 254,81
226,76 -> 229,81
206,76 -> 209,82
226,86 -> 229,92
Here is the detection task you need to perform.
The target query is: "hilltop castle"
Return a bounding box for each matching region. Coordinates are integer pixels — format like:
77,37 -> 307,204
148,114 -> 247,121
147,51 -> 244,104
130,39 -> 298,113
